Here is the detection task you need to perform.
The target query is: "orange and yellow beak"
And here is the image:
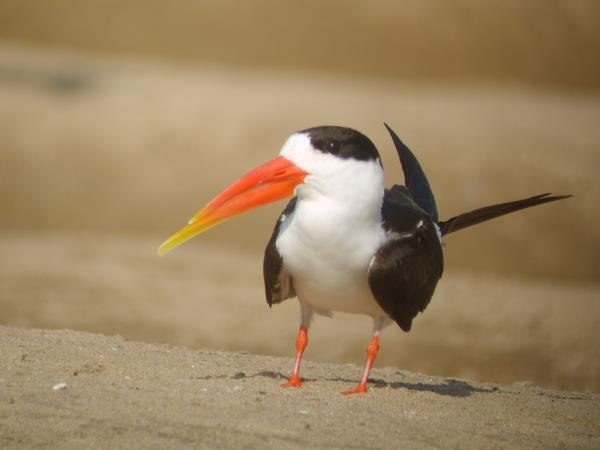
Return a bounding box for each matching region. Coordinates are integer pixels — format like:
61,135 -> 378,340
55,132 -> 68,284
157,155 -> 307,256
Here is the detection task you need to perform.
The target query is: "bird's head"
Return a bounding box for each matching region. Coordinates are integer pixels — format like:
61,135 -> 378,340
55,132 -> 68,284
157,126 -> 382,256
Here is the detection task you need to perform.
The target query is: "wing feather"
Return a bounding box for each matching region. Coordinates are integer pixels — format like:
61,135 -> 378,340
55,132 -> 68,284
368,191 -> 443,331
384,123 -> 438,222
263,198 -> 297,306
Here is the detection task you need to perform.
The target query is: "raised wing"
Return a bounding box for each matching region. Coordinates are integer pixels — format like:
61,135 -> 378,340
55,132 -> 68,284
384,123 -> 438,223
368,190 -> 443,331
263,198 -> 297,306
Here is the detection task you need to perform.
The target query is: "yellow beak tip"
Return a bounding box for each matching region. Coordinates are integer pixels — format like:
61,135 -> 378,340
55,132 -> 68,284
156,242 -> 171,256
156,219 -> 211,258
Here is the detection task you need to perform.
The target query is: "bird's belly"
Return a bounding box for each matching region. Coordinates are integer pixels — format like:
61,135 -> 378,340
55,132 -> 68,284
293,271 -> 384,316
276,207 -> 386,317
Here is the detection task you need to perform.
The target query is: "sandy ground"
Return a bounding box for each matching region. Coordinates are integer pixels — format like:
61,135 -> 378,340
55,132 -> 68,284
1,325 -> 599,449
2,232 -> 599,395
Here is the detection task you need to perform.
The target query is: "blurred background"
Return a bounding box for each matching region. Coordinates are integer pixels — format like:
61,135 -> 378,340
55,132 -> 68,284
1,0 -> 599,392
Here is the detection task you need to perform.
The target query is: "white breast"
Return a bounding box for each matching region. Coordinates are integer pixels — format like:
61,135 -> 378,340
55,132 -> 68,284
275,140 -> 388,317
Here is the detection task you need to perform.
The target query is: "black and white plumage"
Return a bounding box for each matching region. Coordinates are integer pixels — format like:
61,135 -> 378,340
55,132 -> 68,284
261,125 -> 568,393
264,126 -> 443,333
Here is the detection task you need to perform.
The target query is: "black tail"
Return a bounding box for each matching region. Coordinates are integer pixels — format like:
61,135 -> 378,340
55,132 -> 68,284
439,193 -> 572,236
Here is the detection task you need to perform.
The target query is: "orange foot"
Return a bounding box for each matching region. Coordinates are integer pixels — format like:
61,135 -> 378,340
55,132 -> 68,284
341,384 -> 367,395
281,375 -> 303,388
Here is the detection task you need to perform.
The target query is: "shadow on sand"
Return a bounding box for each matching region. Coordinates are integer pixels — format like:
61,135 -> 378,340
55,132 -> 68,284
194,370 -> 497,398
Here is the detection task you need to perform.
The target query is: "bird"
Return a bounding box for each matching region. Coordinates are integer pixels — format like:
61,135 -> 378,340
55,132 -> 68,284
157,124 -> 570,395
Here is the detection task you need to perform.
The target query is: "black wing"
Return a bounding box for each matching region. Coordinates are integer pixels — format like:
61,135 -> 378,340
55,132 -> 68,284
368,190 -> 444,332
263,198 -> 297,306
384,123 -> 438,223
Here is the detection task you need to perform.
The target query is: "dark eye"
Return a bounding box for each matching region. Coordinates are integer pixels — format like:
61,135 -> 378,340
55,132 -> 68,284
326,140 -> 341,154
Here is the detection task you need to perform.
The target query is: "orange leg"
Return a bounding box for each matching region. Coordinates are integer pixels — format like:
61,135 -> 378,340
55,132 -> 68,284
341,334 -> 380,395
281,325 -> 308,388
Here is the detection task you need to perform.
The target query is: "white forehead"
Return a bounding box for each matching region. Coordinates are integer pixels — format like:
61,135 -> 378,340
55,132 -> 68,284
279,132 -> 313,164
278,132 -> 341,176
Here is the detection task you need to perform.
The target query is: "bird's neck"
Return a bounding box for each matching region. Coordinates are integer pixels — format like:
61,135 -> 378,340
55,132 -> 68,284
295,159 -> 385,225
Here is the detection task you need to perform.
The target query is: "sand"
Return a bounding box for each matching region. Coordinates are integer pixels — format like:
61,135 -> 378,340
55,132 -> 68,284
1,325 -> 598,449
